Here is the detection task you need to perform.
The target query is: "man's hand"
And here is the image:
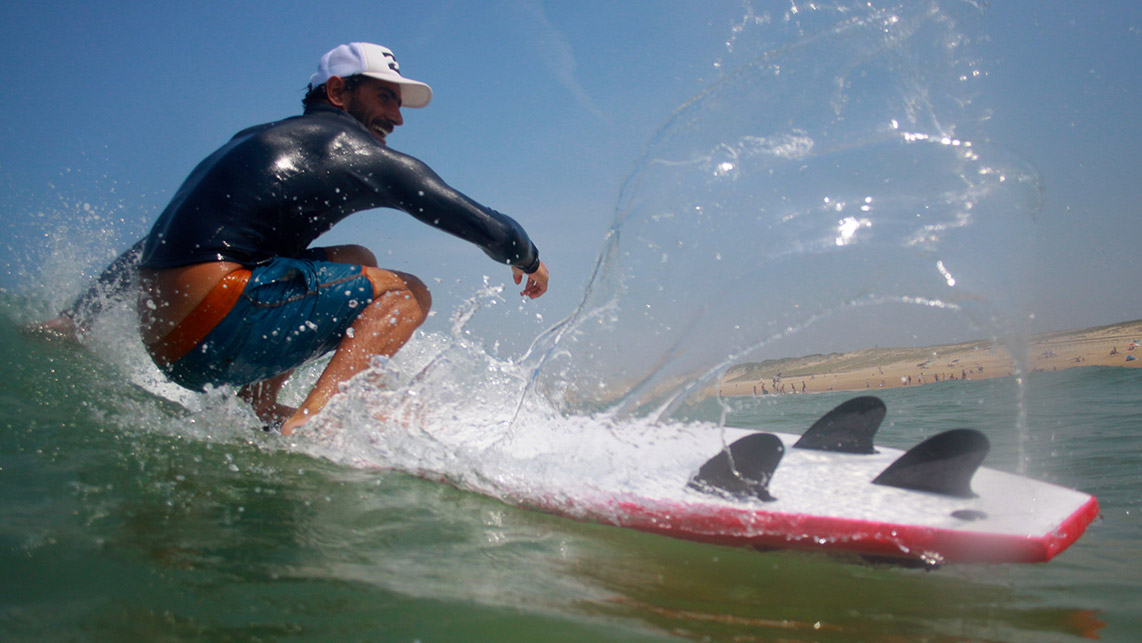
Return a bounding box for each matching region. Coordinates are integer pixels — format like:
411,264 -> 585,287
513,261 -> 549,299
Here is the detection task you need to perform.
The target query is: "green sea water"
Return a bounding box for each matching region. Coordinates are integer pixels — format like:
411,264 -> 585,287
3,309 -> 1140,641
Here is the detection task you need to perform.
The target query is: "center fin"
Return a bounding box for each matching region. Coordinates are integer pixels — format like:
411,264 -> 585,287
688,433 -> 784,502
872,429 -> 990,498
793,396 -> 886,454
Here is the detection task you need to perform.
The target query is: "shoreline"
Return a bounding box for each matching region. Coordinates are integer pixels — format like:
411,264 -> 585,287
718,320 -> 1142,396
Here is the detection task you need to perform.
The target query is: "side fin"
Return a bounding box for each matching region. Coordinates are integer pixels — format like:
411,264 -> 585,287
793,396 -> 886,454
872,429 -> 990,498
688,433 -> 784,502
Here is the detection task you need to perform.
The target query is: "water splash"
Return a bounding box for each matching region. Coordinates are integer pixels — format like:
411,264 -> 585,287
523,0 -> 1042,423
283,309 -> 716,508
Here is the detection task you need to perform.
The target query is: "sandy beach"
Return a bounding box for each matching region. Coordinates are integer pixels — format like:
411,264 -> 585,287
719,320 -> 1142,396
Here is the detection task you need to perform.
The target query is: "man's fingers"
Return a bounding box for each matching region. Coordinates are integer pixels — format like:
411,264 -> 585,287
522,277 -> 546,298
514,261 -> 548,298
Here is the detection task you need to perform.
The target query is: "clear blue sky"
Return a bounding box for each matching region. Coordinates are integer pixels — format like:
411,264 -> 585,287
1,0 -> 1139,340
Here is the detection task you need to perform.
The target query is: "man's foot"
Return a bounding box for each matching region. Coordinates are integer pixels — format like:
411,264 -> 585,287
256,402 -> 297,432
279,409 -> 311,436
24,316 -> 82,342
239,375 -> 295,431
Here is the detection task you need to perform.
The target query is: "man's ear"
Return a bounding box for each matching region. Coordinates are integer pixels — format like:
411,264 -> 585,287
325,76 -> 348,108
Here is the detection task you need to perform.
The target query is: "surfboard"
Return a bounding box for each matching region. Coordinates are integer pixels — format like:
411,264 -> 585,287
520,397 -> 1099,565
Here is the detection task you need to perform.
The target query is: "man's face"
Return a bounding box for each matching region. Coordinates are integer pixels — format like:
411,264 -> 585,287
342,77 -> 404,145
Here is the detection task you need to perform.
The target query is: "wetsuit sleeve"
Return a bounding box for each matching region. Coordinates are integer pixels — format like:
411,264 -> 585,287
379,152 -> 541,273
61,238 -> 144,328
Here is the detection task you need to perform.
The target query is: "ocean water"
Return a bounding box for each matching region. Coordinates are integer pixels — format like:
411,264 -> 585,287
2,310 -> 1140,641
5,1 -> 1138,640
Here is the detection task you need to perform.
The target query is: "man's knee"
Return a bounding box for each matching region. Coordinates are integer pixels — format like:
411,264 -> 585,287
324,244 -> 378,267
363,267 -> 432,320
399,273 -> 433,315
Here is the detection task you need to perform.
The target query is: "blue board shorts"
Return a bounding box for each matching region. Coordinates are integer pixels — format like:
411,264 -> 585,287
155,251 -> 375,391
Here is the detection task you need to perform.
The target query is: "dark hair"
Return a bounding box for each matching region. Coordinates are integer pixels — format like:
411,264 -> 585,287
301,75 -> 370,109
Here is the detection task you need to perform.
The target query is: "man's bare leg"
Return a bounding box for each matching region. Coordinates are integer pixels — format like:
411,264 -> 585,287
25,315 -> 82,342
240,244 -> 382,431
280,267 -> 431,435
233,245 -> 375,429
239,371 -> 296,428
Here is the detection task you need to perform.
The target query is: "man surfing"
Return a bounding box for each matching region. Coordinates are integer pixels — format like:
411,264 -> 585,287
33,42 -> 549,435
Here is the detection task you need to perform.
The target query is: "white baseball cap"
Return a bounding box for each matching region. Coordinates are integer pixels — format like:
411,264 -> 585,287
310,42 -> 433,108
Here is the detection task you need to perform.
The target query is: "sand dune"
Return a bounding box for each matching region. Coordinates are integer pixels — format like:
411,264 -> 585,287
719,320 -> 1142,396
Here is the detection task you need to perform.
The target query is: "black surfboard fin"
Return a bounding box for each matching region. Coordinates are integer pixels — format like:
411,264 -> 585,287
688,433 -> 784,502
793,396 -> 886,454
872,429 -> 989,498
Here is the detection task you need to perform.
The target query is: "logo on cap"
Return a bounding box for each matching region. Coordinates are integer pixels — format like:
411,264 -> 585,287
381,52 -> 400,74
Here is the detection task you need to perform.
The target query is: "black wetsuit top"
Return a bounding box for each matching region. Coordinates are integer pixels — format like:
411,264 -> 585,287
139,103 -> 540,272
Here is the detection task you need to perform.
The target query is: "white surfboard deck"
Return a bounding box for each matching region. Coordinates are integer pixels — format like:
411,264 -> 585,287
515,427 -> 1098,565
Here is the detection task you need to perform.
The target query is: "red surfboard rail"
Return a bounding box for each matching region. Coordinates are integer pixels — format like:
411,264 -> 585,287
580,493 -> 1100,564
